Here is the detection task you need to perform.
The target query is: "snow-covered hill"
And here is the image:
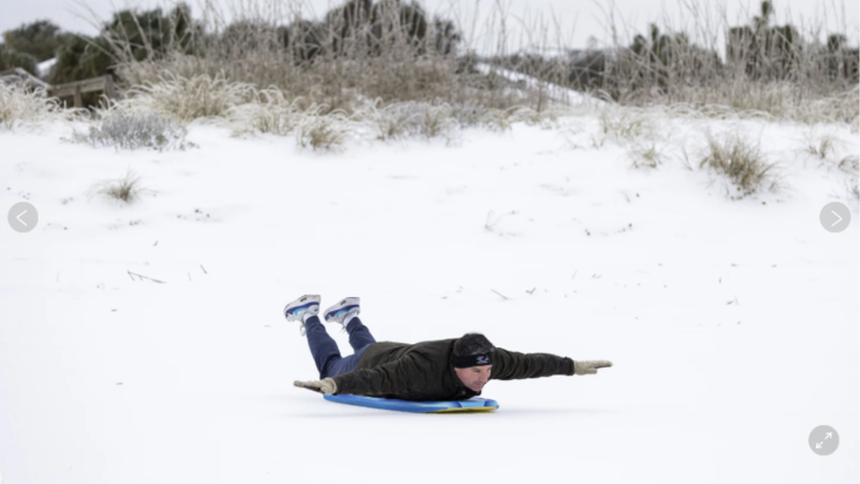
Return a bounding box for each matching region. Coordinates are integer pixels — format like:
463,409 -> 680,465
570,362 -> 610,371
1,113 -> 857,483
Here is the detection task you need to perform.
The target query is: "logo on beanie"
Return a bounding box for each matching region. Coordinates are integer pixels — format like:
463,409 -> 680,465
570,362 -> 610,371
452,352 -> 493,368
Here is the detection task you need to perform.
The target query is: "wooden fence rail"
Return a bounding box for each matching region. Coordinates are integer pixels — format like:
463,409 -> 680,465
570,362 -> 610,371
49,76 -> 117,107
0,68 -> 117,107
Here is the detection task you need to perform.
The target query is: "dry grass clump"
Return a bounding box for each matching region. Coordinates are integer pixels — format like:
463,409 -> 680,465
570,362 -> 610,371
96,170 -> 144,203
454,103 -> 556,130
700,133 -> 776,196
362,100 -> 426,140
0,84 -> 66,128
227,88 -> 308,136
598,109 -> 648,143
124,71 -> 256,122
837,155 -> 859,174
801,130 -> 858,174
71,106 -> 194,150
805,132 -> 840,160
357,99 -> 454,141
588,106 -> 660,148
629,143 -> 663,168
296,110 -> 349,151
792,87 -> 859,125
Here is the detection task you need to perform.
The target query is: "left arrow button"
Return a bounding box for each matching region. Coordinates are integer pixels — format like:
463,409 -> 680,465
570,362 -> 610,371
8,202 -> 38,233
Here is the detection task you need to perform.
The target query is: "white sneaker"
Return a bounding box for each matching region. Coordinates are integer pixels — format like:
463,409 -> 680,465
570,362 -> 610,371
283,294 -> 321,335
322,297 -> 360,329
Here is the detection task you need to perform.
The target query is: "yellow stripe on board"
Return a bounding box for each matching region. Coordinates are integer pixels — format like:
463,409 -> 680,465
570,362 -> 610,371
431,407 -> 497,413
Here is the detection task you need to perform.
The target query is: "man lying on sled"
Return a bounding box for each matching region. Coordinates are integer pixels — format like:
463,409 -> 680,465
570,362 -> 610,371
286,295 -> 613,401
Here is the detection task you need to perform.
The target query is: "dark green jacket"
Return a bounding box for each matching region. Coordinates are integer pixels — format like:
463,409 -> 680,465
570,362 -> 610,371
331,339 -> 575,401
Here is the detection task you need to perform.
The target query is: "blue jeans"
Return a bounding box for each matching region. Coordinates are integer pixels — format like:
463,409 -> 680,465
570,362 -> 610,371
304,315 -> 376,379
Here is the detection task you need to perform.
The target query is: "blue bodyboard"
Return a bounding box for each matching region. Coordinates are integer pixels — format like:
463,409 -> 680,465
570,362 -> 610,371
323,394 -> 499,413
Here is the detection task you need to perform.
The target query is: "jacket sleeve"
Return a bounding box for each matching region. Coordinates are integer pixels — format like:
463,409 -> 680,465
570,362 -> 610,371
330,354 -> 425,396
490,347 -> 575,380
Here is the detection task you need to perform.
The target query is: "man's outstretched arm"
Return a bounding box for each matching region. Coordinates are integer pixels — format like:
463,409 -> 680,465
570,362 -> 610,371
491,347 -> 612,380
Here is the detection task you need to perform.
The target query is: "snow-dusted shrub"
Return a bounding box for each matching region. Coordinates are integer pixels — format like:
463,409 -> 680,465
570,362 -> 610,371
72,108 -> 192,150
596,108 -> 654,146
418,104 -> 455,139
126,71 -> 255,122
0,84 -> 64,128
359,100 -> 427,141
297,112 -> 349,151
700,133 -> 776,196
357,100 -> 551,141
786,87 -> 859,125
228,88 -> 307,136
353,100 -> 451,141
448,103 -> 501,129
449,103 -> 532,131
451,102 -> 565,130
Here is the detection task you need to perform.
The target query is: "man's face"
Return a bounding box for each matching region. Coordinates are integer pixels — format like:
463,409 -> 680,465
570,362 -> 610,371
454,365 -> 492,392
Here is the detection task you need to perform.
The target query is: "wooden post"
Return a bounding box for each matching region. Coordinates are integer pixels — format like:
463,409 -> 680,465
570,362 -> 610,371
73,84 -> 82,108
103,76 -> 116,100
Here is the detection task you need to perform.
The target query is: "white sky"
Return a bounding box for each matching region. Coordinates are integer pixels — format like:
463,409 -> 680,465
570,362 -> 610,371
0,0 -> 857,50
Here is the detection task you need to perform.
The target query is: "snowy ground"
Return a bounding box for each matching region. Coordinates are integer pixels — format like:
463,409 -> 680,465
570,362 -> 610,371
1,113 -> 858,484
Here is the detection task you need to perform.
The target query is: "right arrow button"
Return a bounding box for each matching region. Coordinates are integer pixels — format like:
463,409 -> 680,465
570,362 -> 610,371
820,202 -> 851,233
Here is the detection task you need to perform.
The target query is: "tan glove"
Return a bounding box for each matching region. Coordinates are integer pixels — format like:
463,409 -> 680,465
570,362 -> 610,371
294,378 -> 338,394
573,360 -> 613,375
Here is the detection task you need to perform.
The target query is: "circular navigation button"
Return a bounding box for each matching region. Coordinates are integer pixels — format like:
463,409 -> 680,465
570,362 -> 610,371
809,425 -> 839,456
819,202 -> 850,233
8,201 -> 39,233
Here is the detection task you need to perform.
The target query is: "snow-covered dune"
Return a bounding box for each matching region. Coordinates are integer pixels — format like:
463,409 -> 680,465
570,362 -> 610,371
1,114 -> 857,483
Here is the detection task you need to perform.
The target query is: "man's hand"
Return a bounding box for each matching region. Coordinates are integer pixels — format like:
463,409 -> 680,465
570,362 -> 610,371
573,360 -> 613,375
294,378 -> 338,394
